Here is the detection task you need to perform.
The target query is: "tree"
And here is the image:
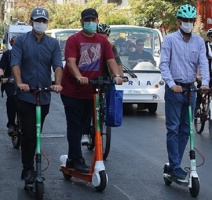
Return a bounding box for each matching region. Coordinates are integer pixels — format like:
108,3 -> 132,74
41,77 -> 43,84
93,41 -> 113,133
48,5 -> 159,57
7,0 -> 53,24
193,15 -> 204,35
129,0 -> 201,34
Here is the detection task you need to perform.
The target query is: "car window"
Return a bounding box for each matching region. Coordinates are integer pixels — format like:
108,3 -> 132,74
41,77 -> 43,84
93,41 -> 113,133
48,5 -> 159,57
47,29 -> 81,61
109,26 -> 162,72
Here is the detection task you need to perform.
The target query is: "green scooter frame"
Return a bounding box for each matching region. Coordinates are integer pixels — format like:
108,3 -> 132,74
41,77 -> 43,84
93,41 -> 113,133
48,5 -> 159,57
24,88 -> 53,200
163,88 -> 202,198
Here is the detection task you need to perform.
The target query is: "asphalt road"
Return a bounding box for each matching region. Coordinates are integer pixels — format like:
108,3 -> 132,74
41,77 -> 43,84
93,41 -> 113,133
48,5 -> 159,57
0,93 -> 212,200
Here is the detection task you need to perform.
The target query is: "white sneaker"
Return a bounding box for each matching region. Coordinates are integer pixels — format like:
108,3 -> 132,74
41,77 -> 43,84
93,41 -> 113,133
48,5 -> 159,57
81,135 -> 90,146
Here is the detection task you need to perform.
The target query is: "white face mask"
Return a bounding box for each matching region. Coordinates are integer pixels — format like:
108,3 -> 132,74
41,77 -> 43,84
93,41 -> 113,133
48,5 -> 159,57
180,21 -> 193,33
33,22 -> 47,34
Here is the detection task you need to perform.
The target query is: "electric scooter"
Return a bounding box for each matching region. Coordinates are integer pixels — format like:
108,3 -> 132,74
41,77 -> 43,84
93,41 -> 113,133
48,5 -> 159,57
60,77 -> 116,192
163,88 -> 207,197
24,88 -> 53,200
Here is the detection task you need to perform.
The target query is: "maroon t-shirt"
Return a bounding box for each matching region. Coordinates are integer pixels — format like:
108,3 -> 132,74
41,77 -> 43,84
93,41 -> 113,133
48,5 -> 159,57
61,31 -> 114,99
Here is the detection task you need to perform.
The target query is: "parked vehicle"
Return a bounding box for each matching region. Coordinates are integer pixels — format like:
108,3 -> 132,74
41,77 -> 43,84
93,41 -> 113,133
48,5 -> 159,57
3,22 -> 32,51
109,25 -> 164,113
45,28 -> 81,61
45,28 -> 81,82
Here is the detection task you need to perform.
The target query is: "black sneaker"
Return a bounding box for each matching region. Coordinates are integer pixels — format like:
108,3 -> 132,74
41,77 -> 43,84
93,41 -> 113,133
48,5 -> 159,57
66,157 -> 90,174
7,125 -> 16,137
170,168 -> 186,180
66,159 -> 75,169
22,170 -> 36,184
178,167 -> 188,176
21,169 -> 28,180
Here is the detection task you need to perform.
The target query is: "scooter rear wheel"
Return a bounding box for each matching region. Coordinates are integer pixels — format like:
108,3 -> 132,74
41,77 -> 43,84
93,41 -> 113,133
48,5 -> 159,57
62,171 -> 72,180
189,177 -> 200,197
35,181 -> 44,200
163,164 -> 172,185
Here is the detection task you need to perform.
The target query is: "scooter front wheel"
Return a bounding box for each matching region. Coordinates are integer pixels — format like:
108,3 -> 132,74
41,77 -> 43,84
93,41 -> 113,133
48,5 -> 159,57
95,171 -> 107,192
194,107 -> 205,134
35,181 -> 44,200
189,177 -> 200,197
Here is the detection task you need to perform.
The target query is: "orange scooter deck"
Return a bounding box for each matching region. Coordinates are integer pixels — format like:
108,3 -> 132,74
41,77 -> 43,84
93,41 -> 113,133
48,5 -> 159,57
61,165 -> 93,182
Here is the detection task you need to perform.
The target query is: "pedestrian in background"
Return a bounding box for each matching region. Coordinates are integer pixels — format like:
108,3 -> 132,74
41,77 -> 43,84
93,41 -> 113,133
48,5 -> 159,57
0,36 -> 17,136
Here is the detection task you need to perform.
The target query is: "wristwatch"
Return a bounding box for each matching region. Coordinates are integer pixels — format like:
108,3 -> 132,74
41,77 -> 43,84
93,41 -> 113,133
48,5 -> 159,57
114,75 -> 121,78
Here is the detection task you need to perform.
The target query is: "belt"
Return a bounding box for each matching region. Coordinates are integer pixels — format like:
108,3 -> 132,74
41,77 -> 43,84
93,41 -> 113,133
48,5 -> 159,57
174,81 -> 194,87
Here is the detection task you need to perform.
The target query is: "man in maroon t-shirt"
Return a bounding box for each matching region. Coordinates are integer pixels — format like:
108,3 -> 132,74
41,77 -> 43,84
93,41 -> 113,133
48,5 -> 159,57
60,8 -> 123,173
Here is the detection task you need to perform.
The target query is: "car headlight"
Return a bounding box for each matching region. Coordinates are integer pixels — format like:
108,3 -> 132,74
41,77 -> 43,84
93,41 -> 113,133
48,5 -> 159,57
159,80 -> 165,85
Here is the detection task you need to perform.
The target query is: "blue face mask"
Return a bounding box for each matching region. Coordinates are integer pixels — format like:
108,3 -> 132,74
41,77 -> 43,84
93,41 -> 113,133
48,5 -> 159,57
83,22 -> 97,34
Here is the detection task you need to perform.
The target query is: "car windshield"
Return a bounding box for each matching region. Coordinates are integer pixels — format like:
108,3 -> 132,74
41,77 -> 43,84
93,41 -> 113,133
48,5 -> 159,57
51,29 -> 80,60
9,32 -> 24,39
55,31 -> 75,52
109,26 -> 162,72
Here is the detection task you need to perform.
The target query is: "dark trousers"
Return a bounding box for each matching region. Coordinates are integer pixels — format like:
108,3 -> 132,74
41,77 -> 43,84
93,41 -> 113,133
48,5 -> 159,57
60,94 -> 92,160
17,99 -> 49,170
4,83 -> 17,127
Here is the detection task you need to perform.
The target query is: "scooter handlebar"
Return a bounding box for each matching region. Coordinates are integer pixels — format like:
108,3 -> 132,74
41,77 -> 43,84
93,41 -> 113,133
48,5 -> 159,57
29,87 -> 54,93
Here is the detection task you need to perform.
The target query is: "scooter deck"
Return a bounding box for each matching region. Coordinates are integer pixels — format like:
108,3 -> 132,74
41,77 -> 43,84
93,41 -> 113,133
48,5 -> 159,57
163,173 -> 189,185
61,165 -> 93,182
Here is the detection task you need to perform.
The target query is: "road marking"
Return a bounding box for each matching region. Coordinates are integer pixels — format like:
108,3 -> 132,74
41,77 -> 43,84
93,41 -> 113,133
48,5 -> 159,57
41,134 -> 65,138
113,185 -> 135,200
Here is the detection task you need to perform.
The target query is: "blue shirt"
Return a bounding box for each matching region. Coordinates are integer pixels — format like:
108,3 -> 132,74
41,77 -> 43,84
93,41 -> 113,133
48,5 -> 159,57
11,31 -> 63,105
159,30 -> 209,88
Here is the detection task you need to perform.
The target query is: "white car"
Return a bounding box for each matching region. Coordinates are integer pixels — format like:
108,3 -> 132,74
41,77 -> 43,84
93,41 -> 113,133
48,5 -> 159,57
45,28 -> 81,82
110,25 -> 165,113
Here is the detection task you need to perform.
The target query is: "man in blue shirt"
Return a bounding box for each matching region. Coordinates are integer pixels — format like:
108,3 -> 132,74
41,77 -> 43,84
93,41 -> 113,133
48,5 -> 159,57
128,38 -> 156,68
159,4 -> 209,180
11,7 -> 63,184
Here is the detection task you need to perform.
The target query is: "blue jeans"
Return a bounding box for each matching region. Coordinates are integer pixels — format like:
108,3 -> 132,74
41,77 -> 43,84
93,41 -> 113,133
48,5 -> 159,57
61,94 -> 92,160
165,85 -> 196,169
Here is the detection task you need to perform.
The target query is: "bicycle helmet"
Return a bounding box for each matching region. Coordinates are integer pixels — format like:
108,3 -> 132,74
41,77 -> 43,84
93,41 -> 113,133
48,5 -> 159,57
176,4 -> 197,19
207,28 -> 212,37
97,23 -> 111,36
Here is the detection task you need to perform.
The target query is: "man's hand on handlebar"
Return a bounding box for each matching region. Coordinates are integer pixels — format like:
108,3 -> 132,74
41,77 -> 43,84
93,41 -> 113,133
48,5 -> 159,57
18,83 -> 30,92
171,85 -> 183,93
114,76 -> 123,85
77,76 -> 89,85
0,75 -> 8,84
200,85 -> 210,94
51,84 -> 63,93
